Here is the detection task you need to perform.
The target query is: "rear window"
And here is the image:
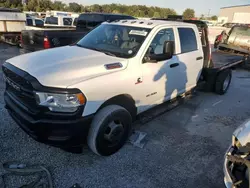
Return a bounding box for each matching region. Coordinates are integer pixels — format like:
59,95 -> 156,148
45,17 -> 58,25
35,19 -> 44,27
73,18 -> 78,26
178,28 -> 198,53
77,14 -> 105,29
63,18 -> 73,26
26,18 -> 33,26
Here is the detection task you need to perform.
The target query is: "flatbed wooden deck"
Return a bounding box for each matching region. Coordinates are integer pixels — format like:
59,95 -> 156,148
212,50 -> 245,70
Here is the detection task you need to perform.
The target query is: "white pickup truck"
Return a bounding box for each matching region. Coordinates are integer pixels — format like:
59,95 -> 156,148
3,19 -> 244,156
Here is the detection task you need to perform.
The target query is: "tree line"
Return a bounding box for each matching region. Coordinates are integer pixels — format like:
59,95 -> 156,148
0,0 -> 217,20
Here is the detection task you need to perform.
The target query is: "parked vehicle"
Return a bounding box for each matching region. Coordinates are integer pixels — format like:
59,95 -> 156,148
0,7 -> 26,45
26,16 -> 44,27
21,13 -> 135,53
223,23 -> 237,28
3,19 -> 245,156
215,25 -> 250,55
224,119 -> 250,188
204,21 -> 214,26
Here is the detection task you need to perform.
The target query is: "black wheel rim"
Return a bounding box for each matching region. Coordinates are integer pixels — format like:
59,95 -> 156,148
103,119 -> 125,147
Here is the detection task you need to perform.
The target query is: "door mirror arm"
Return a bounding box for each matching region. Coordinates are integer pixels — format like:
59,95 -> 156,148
143,55 -> 158,63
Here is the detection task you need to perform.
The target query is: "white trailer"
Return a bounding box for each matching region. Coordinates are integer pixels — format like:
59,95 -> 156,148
0,8 -> 26,45
232,12 -> 250,24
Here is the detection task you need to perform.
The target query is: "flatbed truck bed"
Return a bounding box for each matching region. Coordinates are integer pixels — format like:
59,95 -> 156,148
212,50 -> 245,70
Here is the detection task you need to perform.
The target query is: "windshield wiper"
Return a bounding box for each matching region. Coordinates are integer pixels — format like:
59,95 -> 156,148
103,51 -> 117,57
75,45 -> 117,57
89,47 -> 117,57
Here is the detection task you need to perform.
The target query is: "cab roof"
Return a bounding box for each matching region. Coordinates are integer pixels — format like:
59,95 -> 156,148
105,19 -> 195,29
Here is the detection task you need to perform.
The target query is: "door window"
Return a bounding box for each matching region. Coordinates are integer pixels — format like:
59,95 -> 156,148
178,28 -> 197,53
63,18 -> 73,26
73,18 -> 78,26
148,28 -> 175,55
35,19 -> 44,27
26,18 -> 33,26
45,17 -> 58,25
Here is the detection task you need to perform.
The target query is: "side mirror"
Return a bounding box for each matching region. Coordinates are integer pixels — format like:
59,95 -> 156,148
143,41 -> 174,63
163,41 -> 174,57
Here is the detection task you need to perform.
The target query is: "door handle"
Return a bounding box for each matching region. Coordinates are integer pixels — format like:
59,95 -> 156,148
196,56 -> 203,60
170,63 -> 179,68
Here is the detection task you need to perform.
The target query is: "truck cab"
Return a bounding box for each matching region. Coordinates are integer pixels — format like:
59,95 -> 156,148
3,20 -> 206,156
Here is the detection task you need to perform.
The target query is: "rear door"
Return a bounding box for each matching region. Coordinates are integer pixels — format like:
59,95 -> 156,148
175,27 -> 203,91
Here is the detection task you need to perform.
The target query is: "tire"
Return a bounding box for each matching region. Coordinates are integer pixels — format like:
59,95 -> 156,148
87,105 -> 132,156
215,69 -> 232,95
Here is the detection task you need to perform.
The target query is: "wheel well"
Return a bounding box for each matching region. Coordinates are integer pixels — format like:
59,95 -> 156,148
98,94 -> 137,121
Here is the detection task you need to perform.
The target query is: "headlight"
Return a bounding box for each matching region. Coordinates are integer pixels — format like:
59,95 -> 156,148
232,135 -> 242,148
35,92 -> 85,113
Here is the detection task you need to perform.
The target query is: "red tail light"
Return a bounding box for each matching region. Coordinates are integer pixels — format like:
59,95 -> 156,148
43,37 -> 51,49
217,34 -> 223,41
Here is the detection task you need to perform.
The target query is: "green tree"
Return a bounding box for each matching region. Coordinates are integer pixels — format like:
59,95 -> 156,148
68,2 -> 81,12
153,12 -> 160,18
4,0 -> 11,8
26,0 -> 38,11
183,8 -> 195,20
200,14 -> 205,20
39,0 -> 53,11
0,1 -> 180,19
23,5 -> 28,11
91,4 -> 103,12
211,15 -> 218,20
36,6 -> 41,12
52,1 -> 66,11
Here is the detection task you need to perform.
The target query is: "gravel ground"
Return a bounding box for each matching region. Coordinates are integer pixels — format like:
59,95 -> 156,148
1,42 -> 250,188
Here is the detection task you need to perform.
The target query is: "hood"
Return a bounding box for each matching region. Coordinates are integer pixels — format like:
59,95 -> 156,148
7,46 -> 127,88
233,119 -> 250,146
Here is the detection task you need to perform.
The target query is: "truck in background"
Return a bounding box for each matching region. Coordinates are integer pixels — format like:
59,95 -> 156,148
215,25 -> 250,56
21,12 -> 135,53
0,7 -> 26,45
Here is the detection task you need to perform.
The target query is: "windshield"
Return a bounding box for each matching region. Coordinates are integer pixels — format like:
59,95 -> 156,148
77,24 -> 151,58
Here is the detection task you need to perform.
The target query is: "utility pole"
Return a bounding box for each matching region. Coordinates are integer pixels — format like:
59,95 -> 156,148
208,9 -> 211,18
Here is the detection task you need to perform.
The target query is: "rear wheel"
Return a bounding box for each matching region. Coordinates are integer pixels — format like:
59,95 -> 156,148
215,69 -> 232,95
87,105 -> 132,156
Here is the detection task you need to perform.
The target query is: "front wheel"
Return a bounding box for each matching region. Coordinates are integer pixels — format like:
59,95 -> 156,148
215,69 -> 232,95
87,105 -> 132,156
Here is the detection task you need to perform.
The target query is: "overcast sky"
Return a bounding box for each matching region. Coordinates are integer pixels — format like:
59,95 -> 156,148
61,0 -> 250,16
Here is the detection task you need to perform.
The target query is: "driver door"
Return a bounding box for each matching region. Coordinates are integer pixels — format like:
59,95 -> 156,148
138,27 -> 176,113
